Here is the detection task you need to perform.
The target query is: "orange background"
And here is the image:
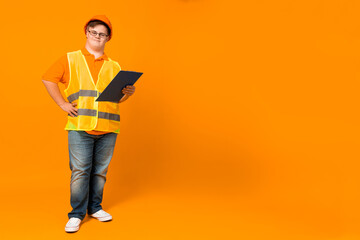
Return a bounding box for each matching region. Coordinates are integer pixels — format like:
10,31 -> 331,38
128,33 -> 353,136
1,0 -> 360,239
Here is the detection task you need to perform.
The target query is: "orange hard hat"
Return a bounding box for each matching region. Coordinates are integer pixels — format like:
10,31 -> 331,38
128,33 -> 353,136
84,15 -> 113,41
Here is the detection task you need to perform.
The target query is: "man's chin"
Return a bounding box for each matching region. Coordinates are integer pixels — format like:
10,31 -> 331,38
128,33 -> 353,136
90,42 -> 103,49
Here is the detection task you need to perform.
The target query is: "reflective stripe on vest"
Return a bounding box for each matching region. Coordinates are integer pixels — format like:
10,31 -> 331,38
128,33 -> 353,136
63,50 -> 121,133
69,109 -> 120,121
67,90 -> 99,102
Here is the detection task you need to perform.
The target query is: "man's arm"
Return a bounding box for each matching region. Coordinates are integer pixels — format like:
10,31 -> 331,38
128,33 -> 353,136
42,80 -> 78,117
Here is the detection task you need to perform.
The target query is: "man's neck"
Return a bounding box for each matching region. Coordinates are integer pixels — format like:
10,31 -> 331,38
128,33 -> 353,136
85,44 -> 104,59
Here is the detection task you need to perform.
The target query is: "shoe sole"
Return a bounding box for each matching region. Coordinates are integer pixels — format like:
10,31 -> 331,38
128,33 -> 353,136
91,215 -> 112,222
65,226 -> 79,233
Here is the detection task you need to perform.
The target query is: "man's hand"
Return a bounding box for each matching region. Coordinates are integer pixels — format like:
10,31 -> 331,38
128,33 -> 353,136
122,85 -> 135,96
60,102 -> 78,117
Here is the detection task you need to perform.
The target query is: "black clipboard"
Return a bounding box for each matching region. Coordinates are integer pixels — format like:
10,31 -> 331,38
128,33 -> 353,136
96,70 -> 143,102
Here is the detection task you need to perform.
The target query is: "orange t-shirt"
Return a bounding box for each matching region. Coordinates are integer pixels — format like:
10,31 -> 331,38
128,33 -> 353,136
42,47 -> 112,135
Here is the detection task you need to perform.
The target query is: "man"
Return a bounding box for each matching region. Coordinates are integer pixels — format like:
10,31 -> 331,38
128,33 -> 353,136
42,15 -> 135,233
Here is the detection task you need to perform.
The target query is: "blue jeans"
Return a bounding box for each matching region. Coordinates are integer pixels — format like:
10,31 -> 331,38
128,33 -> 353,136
67,130 -> 117,220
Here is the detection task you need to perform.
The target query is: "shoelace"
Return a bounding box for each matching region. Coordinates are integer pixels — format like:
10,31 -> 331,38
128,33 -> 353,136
94,210 -> 107,216
69,218 -> 80,224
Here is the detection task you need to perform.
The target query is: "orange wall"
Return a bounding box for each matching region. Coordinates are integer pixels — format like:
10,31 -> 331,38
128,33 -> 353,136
1,0 -> 360,238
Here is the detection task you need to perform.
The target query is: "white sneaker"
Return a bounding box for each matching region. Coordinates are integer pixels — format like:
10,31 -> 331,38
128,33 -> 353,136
65,217 -> 81,233
90,209 -> 112,222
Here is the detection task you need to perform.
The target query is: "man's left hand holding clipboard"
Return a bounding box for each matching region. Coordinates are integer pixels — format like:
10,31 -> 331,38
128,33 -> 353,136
119,85 -> 136,103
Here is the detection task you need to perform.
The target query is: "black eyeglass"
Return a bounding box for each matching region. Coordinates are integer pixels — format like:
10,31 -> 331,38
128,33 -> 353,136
88,30 -> 108,38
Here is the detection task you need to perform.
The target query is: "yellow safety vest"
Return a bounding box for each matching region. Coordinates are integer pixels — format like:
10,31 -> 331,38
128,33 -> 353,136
64,50 -> 122,133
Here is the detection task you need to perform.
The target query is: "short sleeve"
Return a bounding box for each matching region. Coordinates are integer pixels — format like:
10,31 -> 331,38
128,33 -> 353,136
42,54 -> 68,84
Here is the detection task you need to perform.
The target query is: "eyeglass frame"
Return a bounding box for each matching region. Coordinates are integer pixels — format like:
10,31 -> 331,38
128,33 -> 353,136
87,29 -> 109,39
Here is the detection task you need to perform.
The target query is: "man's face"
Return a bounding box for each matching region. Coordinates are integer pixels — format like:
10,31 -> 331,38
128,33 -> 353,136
86,24 -> 109,49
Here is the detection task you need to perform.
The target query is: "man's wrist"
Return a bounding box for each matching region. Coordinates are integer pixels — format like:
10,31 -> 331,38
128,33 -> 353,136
119,94 -> 129,103
58,101 -> 67,107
